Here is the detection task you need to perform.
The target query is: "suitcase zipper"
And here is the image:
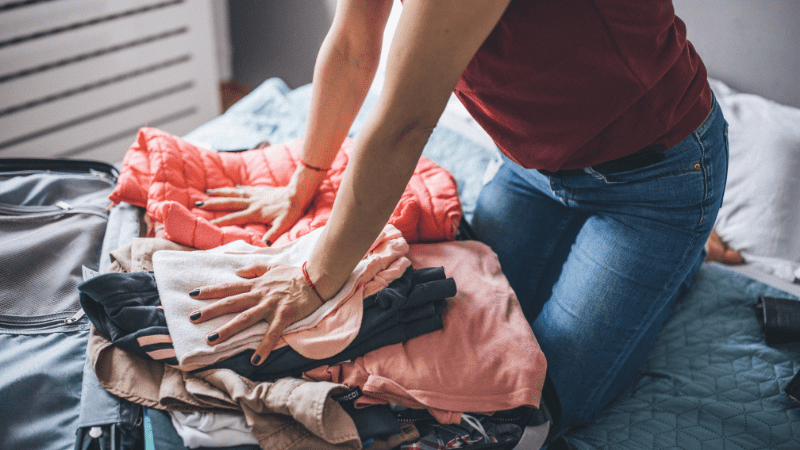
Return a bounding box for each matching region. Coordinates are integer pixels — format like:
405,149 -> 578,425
0,168 -> 117,182
0,202 -> 108,219
0,311 -> 86,329
64,309 -> 86,324
88,168 -> 116,181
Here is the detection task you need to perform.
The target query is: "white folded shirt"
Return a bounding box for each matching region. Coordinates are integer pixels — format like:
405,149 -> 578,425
153,224 -> 409,370
169,411 -> 258,449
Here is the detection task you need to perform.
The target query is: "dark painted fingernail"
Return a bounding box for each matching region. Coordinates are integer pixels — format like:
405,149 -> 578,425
189,311 -> 201,321
265,240 -> 272,246
207,332 -> 219,342
195,201 -> 204,207
189,290 -> 200,297
251,355 -> 261,365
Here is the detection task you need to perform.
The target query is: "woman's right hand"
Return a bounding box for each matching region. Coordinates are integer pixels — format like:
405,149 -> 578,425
188,262 -> 325,365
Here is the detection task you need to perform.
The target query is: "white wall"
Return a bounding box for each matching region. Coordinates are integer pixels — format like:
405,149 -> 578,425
673,0 -> 800,108
228,0 -> 336,89
228,0 -> 800,108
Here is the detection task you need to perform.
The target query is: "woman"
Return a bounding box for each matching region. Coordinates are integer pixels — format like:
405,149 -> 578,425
188,0 -> 728,429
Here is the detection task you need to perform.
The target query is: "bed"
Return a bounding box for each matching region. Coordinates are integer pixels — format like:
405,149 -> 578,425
169,72 -> 800,449
4,5 -> 800,449
3,73 -> 797,450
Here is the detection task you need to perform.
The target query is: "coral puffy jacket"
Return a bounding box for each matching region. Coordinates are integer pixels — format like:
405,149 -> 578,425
110,128 -> 462,249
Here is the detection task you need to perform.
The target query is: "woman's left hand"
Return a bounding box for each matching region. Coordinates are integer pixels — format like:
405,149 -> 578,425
188,262 -> 324,365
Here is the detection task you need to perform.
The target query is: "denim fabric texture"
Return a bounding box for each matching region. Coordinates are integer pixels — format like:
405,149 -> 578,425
472,94 -> 729,428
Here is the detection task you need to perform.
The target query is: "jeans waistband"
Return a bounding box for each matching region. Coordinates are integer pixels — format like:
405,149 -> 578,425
538,93 -> 719,179
537,148 -> 665,178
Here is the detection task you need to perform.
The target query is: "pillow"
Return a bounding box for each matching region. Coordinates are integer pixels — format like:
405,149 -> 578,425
710,79 -> 800,282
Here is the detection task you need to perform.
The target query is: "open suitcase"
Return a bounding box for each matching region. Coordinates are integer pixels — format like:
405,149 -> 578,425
0,157 -> 564,450
0,158 -> 143,450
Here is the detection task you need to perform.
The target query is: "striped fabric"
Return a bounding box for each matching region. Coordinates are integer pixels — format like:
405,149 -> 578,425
78,271 -> 179,366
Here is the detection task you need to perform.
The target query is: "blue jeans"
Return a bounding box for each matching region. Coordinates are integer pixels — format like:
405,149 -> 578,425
472,95 -> 728,429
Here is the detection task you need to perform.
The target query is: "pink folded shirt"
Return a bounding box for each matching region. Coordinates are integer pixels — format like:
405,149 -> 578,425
305,240 -> 547,423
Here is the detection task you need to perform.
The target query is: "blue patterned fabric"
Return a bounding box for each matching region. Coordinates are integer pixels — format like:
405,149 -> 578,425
566,263 -> 800,449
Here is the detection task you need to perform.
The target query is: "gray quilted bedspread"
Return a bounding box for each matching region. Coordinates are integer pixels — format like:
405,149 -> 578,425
566,263 -> 800,449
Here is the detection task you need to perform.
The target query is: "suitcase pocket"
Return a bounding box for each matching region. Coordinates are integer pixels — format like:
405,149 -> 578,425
0,161 -> 116,333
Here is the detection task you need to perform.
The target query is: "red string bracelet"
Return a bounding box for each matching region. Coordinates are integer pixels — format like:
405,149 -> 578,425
299,159 -> 330,172
301,261 -> 325,303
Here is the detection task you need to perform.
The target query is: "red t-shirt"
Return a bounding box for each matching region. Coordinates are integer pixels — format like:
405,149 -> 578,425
454,0 -> 711,171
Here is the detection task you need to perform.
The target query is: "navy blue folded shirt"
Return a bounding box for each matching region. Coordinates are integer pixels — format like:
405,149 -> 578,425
79,271 -> 178,366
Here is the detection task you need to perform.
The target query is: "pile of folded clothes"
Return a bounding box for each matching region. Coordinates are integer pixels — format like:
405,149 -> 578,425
77,129 -> 548,450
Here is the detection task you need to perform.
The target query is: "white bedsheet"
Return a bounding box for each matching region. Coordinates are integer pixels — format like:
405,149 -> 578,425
710,78 -> 800,284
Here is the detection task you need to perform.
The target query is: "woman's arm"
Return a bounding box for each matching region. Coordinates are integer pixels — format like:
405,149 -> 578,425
299,0 -> 393,179
307,0 -> 512,300
196,0 -> 394,243
193,0 -> 512,365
